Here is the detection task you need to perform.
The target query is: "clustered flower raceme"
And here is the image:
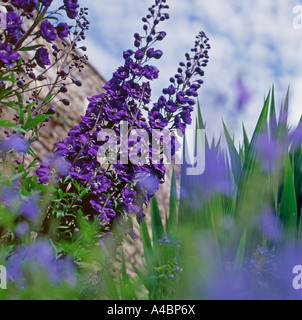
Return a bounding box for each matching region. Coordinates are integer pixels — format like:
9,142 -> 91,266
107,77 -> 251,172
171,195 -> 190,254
0,0 -> 88,97
36,0 -> 211,233
0,0 -> 90,148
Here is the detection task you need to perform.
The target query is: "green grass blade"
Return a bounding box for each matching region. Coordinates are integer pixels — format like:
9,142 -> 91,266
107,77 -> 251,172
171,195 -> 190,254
151,197 -> 164,245
223,120 -> 242,183
167,167 -> 178,233
140,218 -> 152,265
280,154 -> 298,234
234,228 -> 247,272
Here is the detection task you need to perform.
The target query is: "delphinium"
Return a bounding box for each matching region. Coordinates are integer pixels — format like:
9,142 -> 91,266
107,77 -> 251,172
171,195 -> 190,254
0,0 -> 91,293
0,0 -> 89,157
37,0 -> 211,242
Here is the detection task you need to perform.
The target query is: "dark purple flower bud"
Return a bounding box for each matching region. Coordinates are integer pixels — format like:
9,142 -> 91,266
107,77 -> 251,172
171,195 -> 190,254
188,99 -> 196,106
135,49 -> 144,60
46,107 -> 56,115
59,85 -> 68,93
167,85 -> 176,95
134,33 -> 141,40
73,79 -> 82,87
123,49 -> 134,59
154,50 -> 163,59
157,31 -> 166,40
146,48 -> 155,58
28,72 -> 36,79
37,75 -> 47,81
61,99 -> 70,106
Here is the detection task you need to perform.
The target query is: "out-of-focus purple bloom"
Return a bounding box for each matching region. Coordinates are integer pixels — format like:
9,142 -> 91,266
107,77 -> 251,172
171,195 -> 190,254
0,135 -> 29,153
236,76 -> 251,111
19,195 -> 40,222
34,47 -> 51,69
290,122 -> 302,150
36,156 -> 70,184
15,222 -> 30,238
7,241 -> 76,288
255,132 -> 286,172
180,147 -> 233,208
255,209 -> 283,241
0,185 -> 20,210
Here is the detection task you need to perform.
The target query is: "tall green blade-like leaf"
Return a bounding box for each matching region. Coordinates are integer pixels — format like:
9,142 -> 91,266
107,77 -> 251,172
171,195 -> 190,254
167,167 -> 178,233
234,229 -> 247,272
140,218 -> 152,265
242,123 -> 250,157
269,85 -> 278,137
236,91 -> 271,208
151,197 -> 164,245
223,120 -> 241,183
280,154 -> 298,234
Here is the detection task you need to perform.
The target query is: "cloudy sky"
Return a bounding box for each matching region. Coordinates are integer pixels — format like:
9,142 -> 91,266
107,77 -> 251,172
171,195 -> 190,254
59,0 -> 302,143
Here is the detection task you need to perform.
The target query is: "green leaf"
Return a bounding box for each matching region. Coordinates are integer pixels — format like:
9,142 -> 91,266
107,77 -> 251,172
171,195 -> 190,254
280,154 -> 298,232
167,167 -> 178,233
140,218 -> 152,265
24,113 -> 53,130
150,197 -> 164,245
43,93 -> 56,104
234,229 -> 247,272
20,45 -> 43,52
223,120 -> 241,183
0,119 -> 17,128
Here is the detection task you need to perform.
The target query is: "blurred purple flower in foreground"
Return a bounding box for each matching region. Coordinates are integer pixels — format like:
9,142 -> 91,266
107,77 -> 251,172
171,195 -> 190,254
290,121 -> 302,150
236,76 -> 251,111
255,132 -> 286,172
180,147 -> 233,208
0,135 -> 29,153
255,209 -> 283,241
7,241 -> 76,288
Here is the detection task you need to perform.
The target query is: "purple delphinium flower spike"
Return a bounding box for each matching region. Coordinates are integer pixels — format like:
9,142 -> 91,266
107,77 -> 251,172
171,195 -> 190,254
36,0 -> 210,235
